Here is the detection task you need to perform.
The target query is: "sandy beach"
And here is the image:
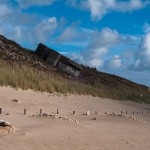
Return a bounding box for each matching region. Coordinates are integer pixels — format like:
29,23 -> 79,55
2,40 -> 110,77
0,86 -> 150,150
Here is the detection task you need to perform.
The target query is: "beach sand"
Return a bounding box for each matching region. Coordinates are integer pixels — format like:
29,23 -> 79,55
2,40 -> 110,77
0,86 -> 150,150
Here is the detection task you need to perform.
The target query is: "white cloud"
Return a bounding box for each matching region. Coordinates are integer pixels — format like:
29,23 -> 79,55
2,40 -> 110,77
87,58 -> 104,68
104,55 -> 123,70
55,25 -> 94,47
87,0 -> 115,20
80,47 -> 108,67
0,1 -> 58,47
133,32 -> 150,70
79,28 -> 121,68
115,0 -> 144,12
0,1 -> 40,40
15,0 -> 56,8
92,28 -> 120,47
28,17 -> 57,43
67,0 -> 150,20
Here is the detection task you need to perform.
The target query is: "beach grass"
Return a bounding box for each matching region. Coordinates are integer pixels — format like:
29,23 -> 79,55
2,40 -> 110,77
0,60 -> 150,103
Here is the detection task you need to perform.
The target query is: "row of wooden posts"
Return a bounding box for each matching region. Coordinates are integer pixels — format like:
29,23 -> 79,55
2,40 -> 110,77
110,110 -> 150,115
0,108 -> 150,115
0,108 -> 88,115
0,108 -> 149,115
0,108 -> 68,115
23,109 -> 76,115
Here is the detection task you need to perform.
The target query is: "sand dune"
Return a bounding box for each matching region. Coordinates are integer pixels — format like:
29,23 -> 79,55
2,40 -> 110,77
0,86 -> 150,150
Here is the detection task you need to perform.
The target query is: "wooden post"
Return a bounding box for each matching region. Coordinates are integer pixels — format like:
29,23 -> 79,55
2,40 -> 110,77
73,111 -> 76,115
40,109 -> 42,114
142,111 -> 143,114
137,111 -> 138,114
126,111 -> 128,115
24,108 -> 26,115
121,111 -> 123,115
86,111 -> 90,115
0,108 -> 2,114
133,111 -> 134,114
57,109 -> 59,114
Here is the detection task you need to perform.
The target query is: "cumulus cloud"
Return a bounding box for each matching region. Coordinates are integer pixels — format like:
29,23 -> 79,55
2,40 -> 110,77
0,1 -> 59,47
133,32 -> 150,70
115,0 -> 144,12
104,55 -> 123,70
80,47 -> 108,67
89,0 -> 149,20
65,27 -> 140,70
28,17 -> 57,43
87,0 -> 115,20
79,28 -> 121,68
55,25 -> 94,47
67,0 -> 150,20
62,28 -> 122,68
15,0 -> 56,8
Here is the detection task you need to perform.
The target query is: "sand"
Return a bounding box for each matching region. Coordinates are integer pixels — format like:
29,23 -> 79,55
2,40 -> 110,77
0,86 -> 150,150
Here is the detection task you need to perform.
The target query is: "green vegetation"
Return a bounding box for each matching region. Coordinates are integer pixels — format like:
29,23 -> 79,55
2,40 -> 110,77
0,60 -> 150,103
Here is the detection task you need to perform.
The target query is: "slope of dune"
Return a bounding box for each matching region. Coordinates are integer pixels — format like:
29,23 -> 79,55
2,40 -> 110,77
0,35 -> 150,102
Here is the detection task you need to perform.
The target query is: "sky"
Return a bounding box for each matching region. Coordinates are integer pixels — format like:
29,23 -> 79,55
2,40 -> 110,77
0,0 -> 150,87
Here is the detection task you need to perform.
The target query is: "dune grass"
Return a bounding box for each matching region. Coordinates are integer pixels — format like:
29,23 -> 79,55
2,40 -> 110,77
0,60 -> 150,103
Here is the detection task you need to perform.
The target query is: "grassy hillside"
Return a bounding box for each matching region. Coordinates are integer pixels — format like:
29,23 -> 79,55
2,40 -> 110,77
0,35 -> 150,103
0,60 -> 150,103
0,60 -> 105,96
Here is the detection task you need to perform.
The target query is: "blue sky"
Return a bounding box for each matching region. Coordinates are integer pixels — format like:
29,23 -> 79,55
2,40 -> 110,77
1,0 -> 150,87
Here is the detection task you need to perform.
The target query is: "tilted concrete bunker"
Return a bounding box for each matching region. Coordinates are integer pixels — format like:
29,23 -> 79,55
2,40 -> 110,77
35,43 -> 82,77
